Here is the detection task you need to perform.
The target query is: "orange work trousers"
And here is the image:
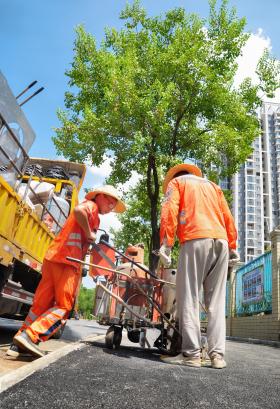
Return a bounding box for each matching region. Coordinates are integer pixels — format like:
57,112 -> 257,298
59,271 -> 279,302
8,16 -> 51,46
17,259 -> 81,343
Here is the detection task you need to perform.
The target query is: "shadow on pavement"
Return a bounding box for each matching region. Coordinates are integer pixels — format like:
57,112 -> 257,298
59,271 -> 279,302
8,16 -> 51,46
86,340 -> 163,362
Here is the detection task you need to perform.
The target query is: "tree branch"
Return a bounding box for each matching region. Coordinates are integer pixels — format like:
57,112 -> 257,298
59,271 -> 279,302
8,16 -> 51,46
171,106 -> 187,156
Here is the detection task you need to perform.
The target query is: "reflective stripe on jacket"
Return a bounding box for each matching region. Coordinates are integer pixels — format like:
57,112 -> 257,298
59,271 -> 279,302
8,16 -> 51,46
45,200 -> 100,268
160,175 -> 237,249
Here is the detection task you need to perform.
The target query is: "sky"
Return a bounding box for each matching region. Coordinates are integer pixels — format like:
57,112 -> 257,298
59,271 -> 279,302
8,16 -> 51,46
1,0 -> 280,287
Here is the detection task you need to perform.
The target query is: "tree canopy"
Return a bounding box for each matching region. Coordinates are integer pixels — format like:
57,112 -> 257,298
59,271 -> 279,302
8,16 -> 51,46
53,0 -> 280,270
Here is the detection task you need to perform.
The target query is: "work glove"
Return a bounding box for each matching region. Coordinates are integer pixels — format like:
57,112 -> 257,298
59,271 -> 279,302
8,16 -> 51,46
228,249 -> 240,267
159,243 -> 172,268
87,231 -> 96,244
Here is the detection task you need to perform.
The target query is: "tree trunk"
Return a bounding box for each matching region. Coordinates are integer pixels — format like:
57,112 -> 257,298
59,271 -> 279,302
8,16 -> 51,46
146,152 -> 160,273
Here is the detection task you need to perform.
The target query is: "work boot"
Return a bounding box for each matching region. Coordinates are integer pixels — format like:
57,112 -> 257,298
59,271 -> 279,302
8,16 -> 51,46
160,353 -> 201,368
210,353 -> 227,369
13,331 -> 45,358
6,343 -> 32,358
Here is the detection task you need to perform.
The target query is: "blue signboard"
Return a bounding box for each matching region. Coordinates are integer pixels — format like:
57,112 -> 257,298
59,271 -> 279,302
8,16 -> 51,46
234,252 -> 272,316
242,266 -> 264,304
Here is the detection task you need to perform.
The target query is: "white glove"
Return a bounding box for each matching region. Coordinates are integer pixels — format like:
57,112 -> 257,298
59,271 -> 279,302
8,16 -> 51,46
228,249 -> 240,267
159,244 -> 172,268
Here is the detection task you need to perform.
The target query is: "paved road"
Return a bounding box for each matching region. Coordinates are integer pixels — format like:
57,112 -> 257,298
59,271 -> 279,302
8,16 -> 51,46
1,337 -> 279,408
0,318 -> 108,377
0,317 -> 107,345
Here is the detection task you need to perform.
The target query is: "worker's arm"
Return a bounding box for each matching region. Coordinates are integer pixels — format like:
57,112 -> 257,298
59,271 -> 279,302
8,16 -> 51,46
219,190 -> 237,250
159,179 -> 180,247
74,205 -> 96,243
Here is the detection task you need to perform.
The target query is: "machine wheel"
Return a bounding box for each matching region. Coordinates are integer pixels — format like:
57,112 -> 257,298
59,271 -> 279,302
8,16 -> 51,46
105,325 -> 122,349
51,322 -> 66,339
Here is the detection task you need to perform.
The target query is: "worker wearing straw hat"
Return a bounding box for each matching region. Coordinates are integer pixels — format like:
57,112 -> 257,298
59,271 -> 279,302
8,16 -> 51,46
8,185 -> 125,358
159,164 -> 238,369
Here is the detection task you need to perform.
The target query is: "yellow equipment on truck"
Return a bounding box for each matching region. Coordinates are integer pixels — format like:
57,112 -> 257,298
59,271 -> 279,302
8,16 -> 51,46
0,71 -> 86,320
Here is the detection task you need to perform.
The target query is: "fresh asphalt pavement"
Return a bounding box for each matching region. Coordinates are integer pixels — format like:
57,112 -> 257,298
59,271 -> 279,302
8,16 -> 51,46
0,333 -> 279,409
0,318 -> 109,378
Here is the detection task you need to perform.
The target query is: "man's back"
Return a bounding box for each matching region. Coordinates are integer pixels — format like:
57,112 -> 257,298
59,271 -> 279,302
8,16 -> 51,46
160,174 -> 236,247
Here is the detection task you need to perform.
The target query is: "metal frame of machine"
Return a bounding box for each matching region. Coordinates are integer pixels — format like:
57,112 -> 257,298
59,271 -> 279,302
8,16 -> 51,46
67,239 -> 181,355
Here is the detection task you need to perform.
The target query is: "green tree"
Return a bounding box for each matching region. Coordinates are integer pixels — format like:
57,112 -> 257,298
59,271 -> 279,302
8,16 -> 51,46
53,0 -> 280,271
78,285 -> 95,319
112,181 -> 151,259
111,180 -> 180,267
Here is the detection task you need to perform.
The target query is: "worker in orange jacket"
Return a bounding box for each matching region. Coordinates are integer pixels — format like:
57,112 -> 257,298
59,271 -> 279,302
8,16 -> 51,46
159,164 -> 239,369
7,185 -> 125,358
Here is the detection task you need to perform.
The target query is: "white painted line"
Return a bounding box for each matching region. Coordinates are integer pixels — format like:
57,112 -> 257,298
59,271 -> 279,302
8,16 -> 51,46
0,334 -> 105,394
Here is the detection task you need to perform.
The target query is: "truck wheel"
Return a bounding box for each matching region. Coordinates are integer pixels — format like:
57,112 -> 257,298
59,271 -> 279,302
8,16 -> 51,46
105,325 -> 122,349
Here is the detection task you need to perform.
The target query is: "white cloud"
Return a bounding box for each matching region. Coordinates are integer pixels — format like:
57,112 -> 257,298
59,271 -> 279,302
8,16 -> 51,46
121,170 -> 140,191
235,29 -> 271,87
86,157 -> 113,186
85,158 -> 140,191
235,29 -> 280,103
98,212 -> 122,235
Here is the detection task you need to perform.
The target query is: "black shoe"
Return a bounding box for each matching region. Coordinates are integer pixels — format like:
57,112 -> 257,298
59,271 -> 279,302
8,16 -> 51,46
6,343 -> 32,358
13,331 -> 46,358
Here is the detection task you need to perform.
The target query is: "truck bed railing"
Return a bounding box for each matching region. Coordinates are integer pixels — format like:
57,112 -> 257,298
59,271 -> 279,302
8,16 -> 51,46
0,112 -> 69,232
0,111 -> 29,162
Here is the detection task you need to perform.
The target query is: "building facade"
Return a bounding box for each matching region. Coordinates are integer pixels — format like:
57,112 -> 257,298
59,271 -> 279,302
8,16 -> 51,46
232,102 -> 280,263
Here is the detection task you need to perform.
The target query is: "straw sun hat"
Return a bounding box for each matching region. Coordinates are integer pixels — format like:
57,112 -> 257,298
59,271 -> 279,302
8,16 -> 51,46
163,163 -> 202,194
85,185 -> 126,213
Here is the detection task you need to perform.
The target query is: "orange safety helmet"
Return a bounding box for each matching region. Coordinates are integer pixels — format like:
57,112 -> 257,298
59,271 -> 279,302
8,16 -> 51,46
163,163 -> 202,194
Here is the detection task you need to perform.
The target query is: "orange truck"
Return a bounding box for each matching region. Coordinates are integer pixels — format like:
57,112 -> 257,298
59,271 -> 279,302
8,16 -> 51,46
0,71 -> 86,320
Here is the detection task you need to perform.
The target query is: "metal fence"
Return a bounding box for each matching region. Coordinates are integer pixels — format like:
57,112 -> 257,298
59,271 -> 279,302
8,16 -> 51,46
234,252 -> 272,316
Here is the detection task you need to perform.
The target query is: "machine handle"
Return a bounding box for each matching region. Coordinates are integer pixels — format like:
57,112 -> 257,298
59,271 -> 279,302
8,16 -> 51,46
99,239 -> 158,279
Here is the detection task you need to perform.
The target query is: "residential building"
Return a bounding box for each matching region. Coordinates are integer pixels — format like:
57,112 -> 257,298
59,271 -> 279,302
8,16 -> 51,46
232,102 -> 280,263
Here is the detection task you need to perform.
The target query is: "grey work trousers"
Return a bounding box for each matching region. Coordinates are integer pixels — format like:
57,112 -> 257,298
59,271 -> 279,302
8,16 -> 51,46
176,238 -> 228,358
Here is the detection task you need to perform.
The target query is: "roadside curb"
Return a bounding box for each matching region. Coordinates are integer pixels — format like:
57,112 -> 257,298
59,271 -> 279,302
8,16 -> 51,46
0,334 -> 105,394
227,336 -> 280,348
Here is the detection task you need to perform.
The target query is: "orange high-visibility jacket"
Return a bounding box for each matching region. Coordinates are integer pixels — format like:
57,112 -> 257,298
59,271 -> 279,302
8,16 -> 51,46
160,175 -> 237,249
45,200 -> 100,268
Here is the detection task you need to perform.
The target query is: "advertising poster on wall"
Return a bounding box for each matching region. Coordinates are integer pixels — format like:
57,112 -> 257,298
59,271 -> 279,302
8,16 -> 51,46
242,265 -> 264,304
